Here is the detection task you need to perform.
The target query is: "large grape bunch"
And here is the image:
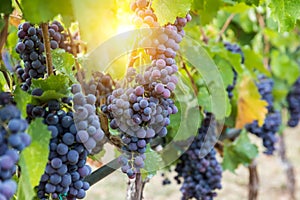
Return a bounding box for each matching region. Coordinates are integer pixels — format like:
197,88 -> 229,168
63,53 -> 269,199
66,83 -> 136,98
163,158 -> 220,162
245,75 -> 281,155
15,21 -> 64,91
102,0 -> 191,178
224,42 -> 244,99
26,93 -> 91,199
174,113 -> 222,200
0,92 -> 31,200
286,78 -> 300,127
71,84 -> 105,155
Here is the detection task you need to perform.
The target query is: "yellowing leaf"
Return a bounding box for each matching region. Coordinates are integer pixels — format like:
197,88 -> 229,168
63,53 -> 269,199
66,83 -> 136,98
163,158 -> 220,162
235,76 -> 268,129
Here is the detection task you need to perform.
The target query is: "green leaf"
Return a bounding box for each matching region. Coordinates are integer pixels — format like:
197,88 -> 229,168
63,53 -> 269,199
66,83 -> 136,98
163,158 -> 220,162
142,146 -> 163,179
191,0 -> 222,25
33,90 -> 67,102
0,0 -> 13,14
17,173 -> 35,200
222,130 -> 258,172
52,49 -> 77,83
233,0 -> 259,6
0,72 -> 6,92
271,50 -> 300,86
152,0 -> 192,25
222,2 -> 251,13
31,74 -> 70,95
18,118 -> 51,199
242,47 -> 271,76
14,86 -> 32,118
273,78 -> 289,107
21,0 -> 74,25
268,0 -> 300,32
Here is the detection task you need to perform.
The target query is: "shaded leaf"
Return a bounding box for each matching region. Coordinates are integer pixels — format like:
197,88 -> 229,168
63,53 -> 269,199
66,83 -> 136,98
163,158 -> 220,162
192,0 -> 222,25
0,0 -> 13,15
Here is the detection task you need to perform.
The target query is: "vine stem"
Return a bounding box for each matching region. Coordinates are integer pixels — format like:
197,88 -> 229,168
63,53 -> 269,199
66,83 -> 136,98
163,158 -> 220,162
256,12 -> 270,70
248,159 -> 259,200
41,23 -> 53,76
127,173 -> 144,200
200,27 -> 209,44
216,14 -> 235,42
278,132 -> 296,200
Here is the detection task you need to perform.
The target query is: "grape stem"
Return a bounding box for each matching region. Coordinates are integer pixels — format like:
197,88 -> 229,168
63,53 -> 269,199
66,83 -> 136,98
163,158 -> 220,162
83,158 -> 121,186
41,23 -> 53,76
98,109 -> 122,148
216,14 -> 235,42
14,0 -> 23,12
180,59 -> 198,96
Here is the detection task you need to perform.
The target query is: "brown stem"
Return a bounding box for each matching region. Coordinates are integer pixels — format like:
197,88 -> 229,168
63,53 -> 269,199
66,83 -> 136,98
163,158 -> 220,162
248,159 -> 259,200
181,60 -> 198,96
127,173 -> 144,200
278,133 -> 296,200
0,15 -> 9,55
68,29 -> 84,87
200,27 -> 209,44
98,110 -> 122,149
256,13 -> 270,69
41,23 -> 53,76
216,14 -> 235,42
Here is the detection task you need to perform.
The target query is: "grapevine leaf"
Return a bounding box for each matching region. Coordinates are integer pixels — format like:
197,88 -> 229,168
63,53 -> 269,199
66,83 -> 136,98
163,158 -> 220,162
235,75 -> 268,129
222,130 -> 258,172
13,86 -> 32,118
243,47 -> 271,76
268,0 -> 300,32
18,118 -> 51,198
222,3 -> 251,14
52,49 -> 77,83
142,146 -> 163,179
232,0 -> 259,6
17,173 -> 35,200
272,78 -> 289,107
152,0 -> 192,25
31,74 -> 70,95
191,0 -> 222,25
271,50 -> 300,86
0,0 -> 13,14
21,0 -> 74,25
33,90 -> 67,102
0,72 -> 6,92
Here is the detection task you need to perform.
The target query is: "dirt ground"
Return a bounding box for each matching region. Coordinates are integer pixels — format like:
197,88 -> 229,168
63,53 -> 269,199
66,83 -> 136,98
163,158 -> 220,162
86,126 -> 300,200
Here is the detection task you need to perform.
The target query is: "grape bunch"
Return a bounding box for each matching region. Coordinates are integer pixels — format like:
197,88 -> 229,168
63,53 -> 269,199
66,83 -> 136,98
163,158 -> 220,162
245,75 -> 281,155
26,96 -> 91,199
246,111 -> 281,155
224,42 -> 244,99
0,93 -> 31,200
71,84 -> 105,155
15,21 -> 64,91
101,0 -> 191,178
286,78 -> 300,127
174,113 -> 222,200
